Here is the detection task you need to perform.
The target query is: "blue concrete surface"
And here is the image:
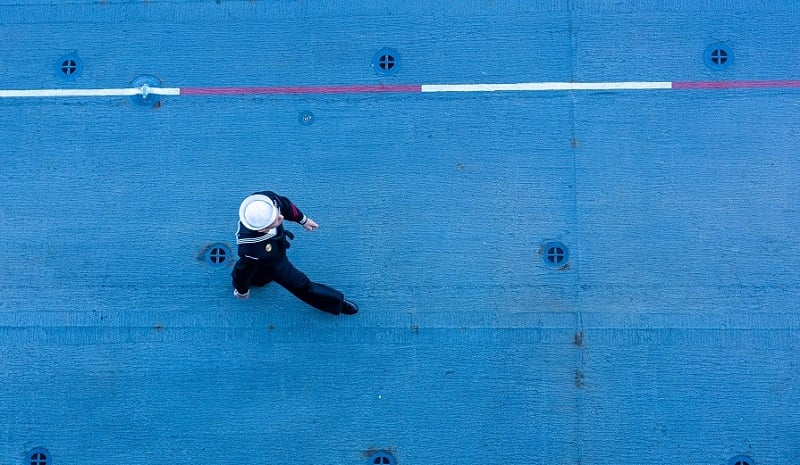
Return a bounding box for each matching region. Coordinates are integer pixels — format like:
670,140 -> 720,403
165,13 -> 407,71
1,1 -> 799,464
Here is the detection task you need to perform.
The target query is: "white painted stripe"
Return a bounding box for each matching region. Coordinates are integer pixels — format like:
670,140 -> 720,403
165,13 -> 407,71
0,82 -> 678,98
420,82 -> 673,92
0,87 -> 181,98
146,87 -> 181,96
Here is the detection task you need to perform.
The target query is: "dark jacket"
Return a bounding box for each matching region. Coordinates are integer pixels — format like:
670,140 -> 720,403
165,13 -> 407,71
236,191 -> 307,262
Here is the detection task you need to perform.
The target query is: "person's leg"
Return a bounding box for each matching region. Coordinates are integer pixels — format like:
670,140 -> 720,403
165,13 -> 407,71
272,258 -> 356,315
231,258 -> 262,296
249,266 -> 274,287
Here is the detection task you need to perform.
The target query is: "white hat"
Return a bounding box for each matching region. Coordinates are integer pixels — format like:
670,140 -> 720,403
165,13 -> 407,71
239,194 -> 278,231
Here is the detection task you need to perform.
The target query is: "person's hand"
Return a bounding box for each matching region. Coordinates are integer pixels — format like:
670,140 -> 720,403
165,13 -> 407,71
303,218 -> 319,231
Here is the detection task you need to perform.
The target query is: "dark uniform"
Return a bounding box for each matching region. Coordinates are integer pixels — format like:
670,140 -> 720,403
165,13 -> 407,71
231,191 -> 357,315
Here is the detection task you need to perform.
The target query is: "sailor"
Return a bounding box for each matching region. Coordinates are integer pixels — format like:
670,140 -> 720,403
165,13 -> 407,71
231,191 -> 358,315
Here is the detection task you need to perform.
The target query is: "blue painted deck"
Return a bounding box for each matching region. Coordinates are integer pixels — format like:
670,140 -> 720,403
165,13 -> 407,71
1,1 -> 799,464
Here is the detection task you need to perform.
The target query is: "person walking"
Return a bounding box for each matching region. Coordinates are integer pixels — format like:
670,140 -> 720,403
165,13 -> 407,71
231,191 -> 358,315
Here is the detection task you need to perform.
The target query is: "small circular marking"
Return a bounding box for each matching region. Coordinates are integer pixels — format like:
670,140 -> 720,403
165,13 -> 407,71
265,243 -> 273,253
299,111 -> 314,126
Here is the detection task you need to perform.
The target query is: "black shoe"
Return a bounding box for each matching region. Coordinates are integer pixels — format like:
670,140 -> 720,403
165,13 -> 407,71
341,299 -> 359,315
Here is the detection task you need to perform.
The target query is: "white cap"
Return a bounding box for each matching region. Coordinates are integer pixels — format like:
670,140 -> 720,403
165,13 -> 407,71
239,194 -> 278,231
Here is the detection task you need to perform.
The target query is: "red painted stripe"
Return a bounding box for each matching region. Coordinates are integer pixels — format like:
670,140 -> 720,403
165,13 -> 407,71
673,80 -> 800,90
181,84 -> 422,95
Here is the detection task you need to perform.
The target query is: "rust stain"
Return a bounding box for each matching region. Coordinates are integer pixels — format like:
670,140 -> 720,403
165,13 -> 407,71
574,370 -> 586,388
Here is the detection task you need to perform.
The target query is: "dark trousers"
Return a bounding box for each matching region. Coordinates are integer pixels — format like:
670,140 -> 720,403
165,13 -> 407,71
232,256 -> 345,315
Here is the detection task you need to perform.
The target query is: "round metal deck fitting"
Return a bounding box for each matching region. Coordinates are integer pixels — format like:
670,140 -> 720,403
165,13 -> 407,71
728,455 -> 754,465
704,43 -> 734,70
367,451 -> 396,465
205,243 -> 232,267
130,75 -> 163,107
26,448 -> 51,465
372,48 -> 401,76
55,53 -> 82,80
542,241 -> 569,269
